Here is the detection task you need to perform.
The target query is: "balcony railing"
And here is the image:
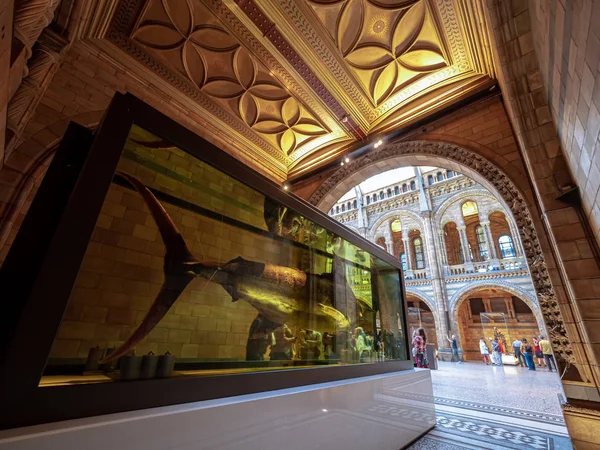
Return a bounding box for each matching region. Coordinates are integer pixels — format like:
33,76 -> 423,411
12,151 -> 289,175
404,268 -> 428,280
446,256 -> 526,276
403,257 -> 527,281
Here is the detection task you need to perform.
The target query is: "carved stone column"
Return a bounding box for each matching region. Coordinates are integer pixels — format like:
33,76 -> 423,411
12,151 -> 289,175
402,237 -> 413,271
457,226 -> 473,266
5,29 -> 66,155
504,296 -> 516,319
382,225 -> 393,254
438,230 -> 448,266
12,0 -> 61,66
422,211 -> 450,348
482,296 -> 492,313
508,222 -> 524,257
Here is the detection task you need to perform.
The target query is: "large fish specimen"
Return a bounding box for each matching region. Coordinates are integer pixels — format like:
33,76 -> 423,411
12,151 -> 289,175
98,173 -> 350,364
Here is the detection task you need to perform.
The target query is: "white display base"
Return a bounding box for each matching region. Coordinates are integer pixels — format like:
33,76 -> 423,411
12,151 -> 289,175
0,370 -> 435,450
502,354 -> 517,365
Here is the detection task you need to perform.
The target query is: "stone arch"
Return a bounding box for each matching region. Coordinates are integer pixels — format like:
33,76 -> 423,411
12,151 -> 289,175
450,282 -> 545,334
405,288 -> 441,347
405,288 -> 436,313
369,209 -> 424,240
307,139 -> 575,370
0,111 -> 105,254
436,190 -> 504,225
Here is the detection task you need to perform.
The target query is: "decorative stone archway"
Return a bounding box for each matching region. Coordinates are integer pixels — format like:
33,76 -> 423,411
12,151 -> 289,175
307,139 -> 581,381
405,288 -> 441,348
450,282 -> 546,335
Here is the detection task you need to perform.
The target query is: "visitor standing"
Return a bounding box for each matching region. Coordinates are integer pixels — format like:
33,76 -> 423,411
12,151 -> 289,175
491,338 -> 502,366
512,338 -> 526,367
538,335 -> 557,372
521,338 -> 536,370
447,334 -> 462,364
532,337 -> 545,368
479,338 -> 491,364
412,328 -> 429,368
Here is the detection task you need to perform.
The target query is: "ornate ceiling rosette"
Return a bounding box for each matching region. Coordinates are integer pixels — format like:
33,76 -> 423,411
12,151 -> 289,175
309,0 -> 449,107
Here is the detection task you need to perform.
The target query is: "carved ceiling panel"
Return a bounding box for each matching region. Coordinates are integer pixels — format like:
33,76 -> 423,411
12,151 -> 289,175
307,0 -> 448,107
96,0 -> 494,179
129,0 -> 349,163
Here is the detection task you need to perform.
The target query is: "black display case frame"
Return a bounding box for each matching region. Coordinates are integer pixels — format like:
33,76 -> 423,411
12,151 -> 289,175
0,93 -> 412,429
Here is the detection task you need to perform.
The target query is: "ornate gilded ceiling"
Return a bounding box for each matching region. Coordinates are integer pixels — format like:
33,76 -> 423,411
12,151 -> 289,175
97,0 -> 494,180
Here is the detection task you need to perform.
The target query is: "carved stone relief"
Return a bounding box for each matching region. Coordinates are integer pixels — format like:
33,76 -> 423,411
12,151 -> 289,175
307,0 -> 448,106
113,0 -> 349,167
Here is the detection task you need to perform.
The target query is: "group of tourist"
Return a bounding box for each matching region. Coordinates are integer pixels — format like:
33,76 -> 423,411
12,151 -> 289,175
479,335 -> 557,371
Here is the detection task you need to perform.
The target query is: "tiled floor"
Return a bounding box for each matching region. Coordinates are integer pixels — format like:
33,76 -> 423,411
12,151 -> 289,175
407,361 -> 573,449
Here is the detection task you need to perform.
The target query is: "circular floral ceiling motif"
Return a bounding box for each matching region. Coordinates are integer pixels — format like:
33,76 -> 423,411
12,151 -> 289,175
308,0 -> 448,106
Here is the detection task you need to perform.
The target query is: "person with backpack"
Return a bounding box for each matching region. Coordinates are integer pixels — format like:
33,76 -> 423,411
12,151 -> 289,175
521,338 -> 536,370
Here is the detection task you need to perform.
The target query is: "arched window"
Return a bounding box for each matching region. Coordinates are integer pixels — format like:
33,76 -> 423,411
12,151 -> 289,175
387,188 -> 392,197
462,201 -> 478,218
400,253 -> 407,271
347,202 -> 351,210
413,238 -> 425,269
476,225 -> 489,261
372,194 -> 377,202
410,181 -> 416,190
330,208 -> 334,215
394,186 -> 399,195
379,191 -> 384,200
437,172 -> 443,182
499,235 -> 516,258
341,204 -> 345,212
402,184 -> 408,192
366,196 -> 371,205
353,199 -> 357,209
336,206 -> 339,214
427,175 -> 434,185
447,170 -> 454,178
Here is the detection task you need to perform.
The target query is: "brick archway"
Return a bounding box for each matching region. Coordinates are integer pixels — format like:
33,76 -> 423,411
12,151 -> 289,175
306,139 -> 585,382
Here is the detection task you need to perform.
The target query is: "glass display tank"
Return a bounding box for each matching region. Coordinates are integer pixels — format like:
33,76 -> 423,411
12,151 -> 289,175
0,94 -> 410,428
481,312 -> 514,364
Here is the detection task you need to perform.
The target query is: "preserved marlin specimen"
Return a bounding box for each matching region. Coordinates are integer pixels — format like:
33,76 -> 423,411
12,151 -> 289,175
99,174 -> 350,364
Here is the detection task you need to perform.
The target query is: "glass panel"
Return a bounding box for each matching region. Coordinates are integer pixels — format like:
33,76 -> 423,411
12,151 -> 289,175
41,124 -> 406,386
414,238 -> 425,269
461,201 -> 478,217
481,312 -> 511,366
